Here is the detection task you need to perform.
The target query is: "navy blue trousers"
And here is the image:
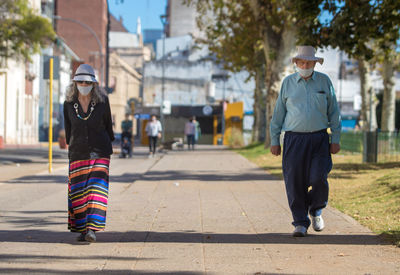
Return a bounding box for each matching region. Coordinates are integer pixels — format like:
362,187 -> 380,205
282,130 -> 332,228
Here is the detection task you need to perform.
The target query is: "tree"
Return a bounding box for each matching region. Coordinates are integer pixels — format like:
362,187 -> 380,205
0,0 -> 55,61
184,0 -> 266,142
302,0 -> 400,132
186,0 -> 323,147
374,1 -> 400,132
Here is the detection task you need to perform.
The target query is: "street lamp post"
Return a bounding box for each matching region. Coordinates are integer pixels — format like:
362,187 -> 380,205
53,15 -> 104,85
160,15 -> 168,142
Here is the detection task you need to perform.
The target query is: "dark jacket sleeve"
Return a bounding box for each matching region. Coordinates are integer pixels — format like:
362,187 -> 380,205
63,101 -> 71,145
104,96 -> 115,141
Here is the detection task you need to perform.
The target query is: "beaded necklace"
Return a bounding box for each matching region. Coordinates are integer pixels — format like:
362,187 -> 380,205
74,101 -> 95,120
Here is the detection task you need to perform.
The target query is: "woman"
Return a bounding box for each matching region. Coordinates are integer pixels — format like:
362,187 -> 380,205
63,64 -> 114,242
145,115 -> 162,157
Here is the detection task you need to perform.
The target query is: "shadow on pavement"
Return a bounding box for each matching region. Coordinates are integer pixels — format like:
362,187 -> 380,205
0,148 -> 68,158
4,170 -> 276,184
4,175 -> 68,184
140,170 -> 276,182
110,173 -> 143,183
0,269 -> 204,275
0,210 -> 66,228
0,254 -> 149,261
0,229 -> 386,246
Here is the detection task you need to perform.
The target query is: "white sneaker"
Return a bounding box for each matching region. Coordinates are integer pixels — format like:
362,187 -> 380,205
292,225 -> 307,237
311,215 -> 325,231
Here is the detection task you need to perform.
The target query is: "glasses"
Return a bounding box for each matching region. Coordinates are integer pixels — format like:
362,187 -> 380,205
76,81 -> 93,85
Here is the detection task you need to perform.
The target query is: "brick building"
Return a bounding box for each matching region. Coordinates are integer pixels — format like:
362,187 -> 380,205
55,0 -> 108,85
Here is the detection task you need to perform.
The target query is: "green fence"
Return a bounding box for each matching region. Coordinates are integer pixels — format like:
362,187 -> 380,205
340,131 -> 400,162
340,132 -> 363,153
377,132 -> 400,162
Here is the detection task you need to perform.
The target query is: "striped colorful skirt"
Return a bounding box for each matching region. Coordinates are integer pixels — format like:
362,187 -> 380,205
68,158 -> 110,233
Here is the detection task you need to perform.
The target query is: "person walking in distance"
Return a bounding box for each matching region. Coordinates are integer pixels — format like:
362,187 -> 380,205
184,117 -> 196,150
270,46 -> 341,237
193,116 -> 201,145
63,64 -> 114,242
145,115 -> 162,157
120,113 -> 133,158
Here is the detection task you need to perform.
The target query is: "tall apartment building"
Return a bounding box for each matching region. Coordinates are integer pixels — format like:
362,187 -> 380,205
166,0 -> 201,38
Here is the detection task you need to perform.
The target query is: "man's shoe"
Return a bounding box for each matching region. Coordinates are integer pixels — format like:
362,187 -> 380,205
311,215 -> 325,231
85,229 -> 96,242
76,233 -> 86,242
292,225 -> 307,237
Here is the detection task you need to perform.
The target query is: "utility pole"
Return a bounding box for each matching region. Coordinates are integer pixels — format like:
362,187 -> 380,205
160,15 -> 168,142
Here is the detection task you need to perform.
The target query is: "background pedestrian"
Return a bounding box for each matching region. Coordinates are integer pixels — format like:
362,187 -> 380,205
120,113 -> 133,158
145,115 -> 162,157
184,117 -> 196,150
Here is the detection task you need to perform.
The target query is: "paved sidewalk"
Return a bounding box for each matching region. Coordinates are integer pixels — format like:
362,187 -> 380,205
0,145 -> 398,274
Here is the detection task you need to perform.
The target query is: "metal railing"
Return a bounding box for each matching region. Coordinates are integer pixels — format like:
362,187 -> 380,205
340,131 -> 400,163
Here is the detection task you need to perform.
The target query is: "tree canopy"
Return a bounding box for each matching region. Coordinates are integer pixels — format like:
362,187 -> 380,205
0,0 -> 55,61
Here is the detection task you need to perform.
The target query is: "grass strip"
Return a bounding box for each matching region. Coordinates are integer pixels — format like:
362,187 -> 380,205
236,143 -> 400,247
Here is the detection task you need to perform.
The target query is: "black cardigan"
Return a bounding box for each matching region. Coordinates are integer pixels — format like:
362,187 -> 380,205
63,96 -> 115,161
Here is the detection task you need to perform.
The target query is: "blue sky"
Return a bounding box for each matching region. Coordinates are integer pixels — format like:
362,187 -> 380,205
108,0 -> 167,33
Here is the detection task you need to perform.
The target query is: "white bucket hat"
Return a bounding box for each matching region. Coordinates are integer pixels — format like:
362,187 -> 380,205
292,46 -> 324,64
73,64 -> 98,83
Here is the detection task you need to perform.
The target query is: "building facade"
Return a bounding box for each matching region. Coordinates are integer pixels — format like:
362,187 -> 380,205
108,52 -> 141,134
0,0 -> 45,145
55,0 -> 108,86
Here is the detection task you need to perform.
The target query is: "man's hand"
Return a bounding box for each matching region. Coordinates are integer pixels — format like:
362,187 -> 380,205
270,145 -> 281,156
330,143 -> 340,154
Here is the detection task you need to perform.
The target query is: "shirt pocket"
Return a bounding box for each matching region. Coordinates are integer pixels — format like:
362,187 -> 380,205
312,92 -> 328,114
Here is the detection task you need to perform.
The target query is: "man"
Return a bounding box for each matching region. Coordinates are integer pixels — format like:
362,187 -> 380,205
184,117 -> 196,150
270,46 -> 341,237
120,113 -> 133,157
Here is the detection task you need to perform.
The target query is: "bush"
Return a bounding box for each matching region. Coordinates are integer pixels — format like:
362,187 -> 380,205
228,128 -> 244,148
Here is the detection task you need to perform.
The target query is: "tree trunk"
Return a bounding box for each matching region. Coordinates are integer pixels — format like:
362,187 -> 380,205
248,0 -> 297,148
358,58 -> 378,131
381,59 -> 396,132
252,68 -> 261,142
252,65 -> 266,142
263,30 -> 296,148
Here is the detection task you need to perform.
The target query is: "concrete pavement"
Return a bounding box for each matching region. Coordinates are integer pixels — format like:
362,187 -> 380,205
0,145 -> 398,274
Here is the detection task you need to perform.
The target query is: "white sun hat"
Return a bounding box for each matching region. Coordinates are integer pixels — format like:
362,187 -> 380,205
292,46 -> 324,64
72,64 -> 98,83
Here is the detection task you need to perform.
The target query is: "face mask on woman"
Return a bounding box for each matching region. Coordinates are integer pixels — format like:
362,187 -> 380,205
296,66 -> 314,78
77,85 -> 93,96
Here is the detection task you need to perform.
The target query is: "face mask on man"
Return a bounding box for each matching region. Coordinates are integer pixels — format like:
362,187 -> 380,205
77,85 -> 93,96
296,66 -> 314,78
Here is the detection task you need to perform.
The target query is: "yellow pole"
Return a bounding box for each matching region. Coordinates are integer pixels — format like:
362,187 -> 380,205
48,58 -> 53,173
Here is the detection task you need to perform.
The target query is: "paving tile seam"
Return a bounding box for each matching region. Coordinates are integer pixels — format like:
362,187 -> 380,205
130,168 -> 171,271
119,156 -> 164,194
197,189 -> 208,275
103,158 -> 167,271
255,182 -> 292,214
228,186 -> 276,269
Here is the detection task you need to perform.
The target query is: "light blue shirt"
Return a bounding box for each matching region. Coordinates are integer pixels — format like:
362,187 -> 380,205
270,71 -> 341,146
